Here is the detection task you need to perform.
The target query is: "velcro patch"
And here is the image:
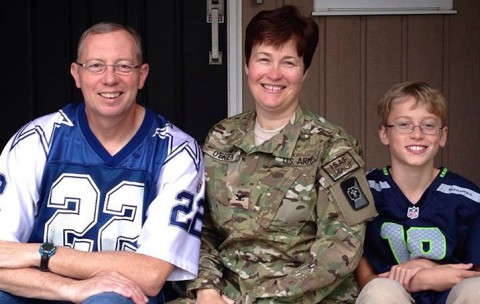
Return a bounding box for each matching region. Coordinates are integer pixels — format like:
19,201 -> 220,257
322,152 -> 360,181
340,177 -> 369,210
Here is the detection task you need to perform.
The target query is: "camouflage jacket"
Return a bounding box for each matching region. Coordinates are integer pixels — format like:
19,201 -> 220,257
187,106 -> 377,303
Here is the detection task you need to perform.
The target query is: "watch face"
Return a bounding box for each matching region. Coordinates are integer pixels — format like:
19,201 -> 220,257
41,243 -> 55,253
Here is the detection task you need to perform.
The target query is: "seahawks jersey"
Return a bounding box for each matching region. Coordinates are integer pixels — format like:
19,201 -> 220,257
0,102 -> 204,281
365,166 -> 480,304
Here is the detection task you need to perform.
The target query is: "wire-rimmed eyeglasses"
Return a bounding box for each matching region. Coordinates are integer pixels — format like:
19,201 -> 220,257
75,61 -> 141,74
386,122 -> 443,135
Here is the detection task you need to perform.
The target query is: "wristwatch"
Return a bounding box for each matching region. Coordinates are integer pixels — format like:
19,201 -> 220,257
39,242 -> 57,272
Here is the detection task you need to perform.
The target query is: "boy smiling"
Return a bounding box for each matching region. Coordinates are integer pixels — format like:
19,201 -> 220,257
355,81 -> 480,304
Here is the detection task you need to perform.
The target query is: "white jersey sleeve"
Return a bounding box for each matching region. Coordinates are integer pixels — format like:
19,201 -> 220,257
0,112 -> 62,242
136,123 -> 205,281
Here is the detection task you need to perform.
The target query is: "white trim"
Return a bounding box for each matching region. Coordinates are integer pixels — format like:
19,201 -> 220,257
227,0 -> 243,117
312,9 -> 456,16
313,0 -> 457,16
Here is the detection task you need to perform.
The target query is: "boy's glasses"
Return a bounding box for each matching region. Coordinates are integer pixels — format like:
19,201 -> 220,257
386,123 -> 442,135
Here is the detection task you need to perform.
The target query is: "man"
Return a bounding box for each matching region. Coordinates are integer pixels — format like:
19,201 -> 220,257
0,22 -> 204,304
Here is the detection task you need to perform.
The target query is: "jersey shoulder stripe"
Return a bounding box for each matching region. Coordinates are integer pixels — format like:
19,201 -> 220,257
9,108 -> 73,157
157,121 -> 203,171
368,179 -> 391,192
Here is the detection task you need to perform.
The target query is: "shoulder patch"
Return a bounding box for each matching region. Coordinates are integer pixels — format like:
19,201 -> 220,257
322,152 -> 360,181
329,169 -> 377,225
340,177 -> 369,210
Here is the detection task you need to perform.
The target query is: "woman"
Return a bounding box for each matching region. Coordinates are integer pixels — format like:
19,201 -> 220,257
181,5 -> 376,304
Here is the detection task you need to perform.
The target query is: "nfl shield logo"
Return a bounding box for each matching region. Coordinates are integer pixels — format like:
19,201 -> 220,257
407,206 -> 419,219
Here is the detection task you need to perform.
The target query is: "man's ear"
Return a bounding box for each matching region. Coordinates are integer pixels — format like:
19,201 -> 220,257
70,62 -> 81,88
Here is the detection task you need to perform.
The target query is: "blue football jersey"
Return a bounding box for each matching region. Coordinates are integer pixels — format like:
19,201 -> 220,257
0,102 -> 205,280
365,166 -> 480,303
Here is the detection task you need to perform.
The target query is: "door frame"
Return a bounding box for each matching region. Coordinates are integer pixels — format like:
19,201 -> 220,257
227,0 -> 243,117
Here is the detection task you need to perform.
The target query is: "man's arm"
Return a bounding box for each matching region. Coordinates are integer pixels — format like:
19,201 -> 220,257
185,205 -> 227,298
0,267 -> 148,303
0,240 -> 173,297
50,247 -> 174,296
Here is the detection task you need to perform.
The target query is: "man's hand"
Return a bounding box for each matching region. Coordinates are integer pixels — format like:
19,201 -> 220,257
196,288 -> 231,304
65,271 -> 148,304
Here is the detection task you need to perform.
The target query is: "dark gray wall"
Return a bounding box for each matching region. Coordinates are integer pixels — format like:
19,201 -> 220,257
0,0 -> 228,147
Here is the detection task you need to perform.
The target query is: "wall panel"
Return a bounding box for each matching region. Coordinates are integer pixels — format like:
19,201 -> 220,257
324,17 -> 363,140
446,0 -> 479,181
242,0 -> 480,185
364,16 -> 404,168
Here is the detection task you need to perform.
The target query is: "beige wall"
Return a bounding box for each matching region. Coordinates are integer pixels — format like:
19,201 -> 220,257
242,0 -> 480,186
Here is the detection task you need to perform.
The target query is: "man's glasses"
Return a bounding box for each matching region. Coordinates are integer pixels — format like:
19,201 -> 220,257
386,122 -> 442,135
75,61 -> 140,74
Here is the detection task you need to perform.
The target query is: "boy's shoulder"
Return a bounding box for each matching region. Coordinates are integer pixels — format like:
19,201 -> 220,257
438,168 -> 480,202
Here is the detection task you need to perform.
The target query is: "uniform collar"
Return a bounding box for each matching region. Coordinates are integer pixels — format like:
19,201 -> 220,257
233,106 -> 304,158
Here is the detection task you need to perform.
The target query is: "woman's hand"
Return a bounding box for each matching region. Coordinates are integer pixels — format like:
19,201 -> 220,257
196,288 -> 231,304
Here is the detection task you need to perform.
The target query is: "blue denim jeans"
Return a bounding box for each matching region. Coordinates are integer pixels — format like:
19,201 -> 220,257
84,291 -> 165,303
0,291 -> 165,304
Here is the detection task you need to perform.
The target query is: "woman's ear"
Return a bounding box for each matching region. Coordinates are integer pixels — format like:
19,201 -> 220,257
302,68 -> 309,81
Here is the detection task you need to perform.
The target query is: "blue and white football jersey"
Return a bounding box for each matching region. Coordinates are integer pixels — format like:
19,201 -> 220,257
365,166 -> 480,303
0,102 -> 204,281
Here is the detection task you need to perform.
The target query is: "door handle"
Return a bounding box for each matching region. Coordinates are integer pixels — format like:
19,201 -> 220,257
207,0 -> 224,65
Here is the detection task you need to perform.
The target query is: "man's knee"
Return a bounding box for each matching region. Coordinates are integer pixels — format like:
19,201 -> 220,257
82,292 -> 134,304
0,291 -> 32,304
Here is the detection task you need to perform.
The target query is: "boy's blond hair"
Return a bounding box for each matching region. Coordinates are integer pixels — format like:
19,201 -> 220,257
378,81 -> 447,128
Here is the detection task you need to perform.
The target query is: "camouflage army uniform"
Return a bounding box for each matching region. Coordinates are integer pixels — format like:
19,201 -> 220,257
187,106 -> 376,304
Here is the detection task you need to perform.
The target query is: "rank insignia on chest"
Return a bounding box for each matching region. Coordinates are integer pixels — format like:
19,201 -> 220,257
407,206 -> 419,219
230,188 -> 250,209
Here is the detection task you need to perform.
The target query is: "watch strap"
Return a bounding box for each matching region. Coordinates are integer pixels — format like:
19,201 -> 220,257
39,242 -> 56,272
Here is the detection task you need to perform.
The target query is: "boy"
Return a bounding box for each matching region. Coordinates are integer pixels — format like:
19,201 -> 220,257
355,81 -> 480,304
